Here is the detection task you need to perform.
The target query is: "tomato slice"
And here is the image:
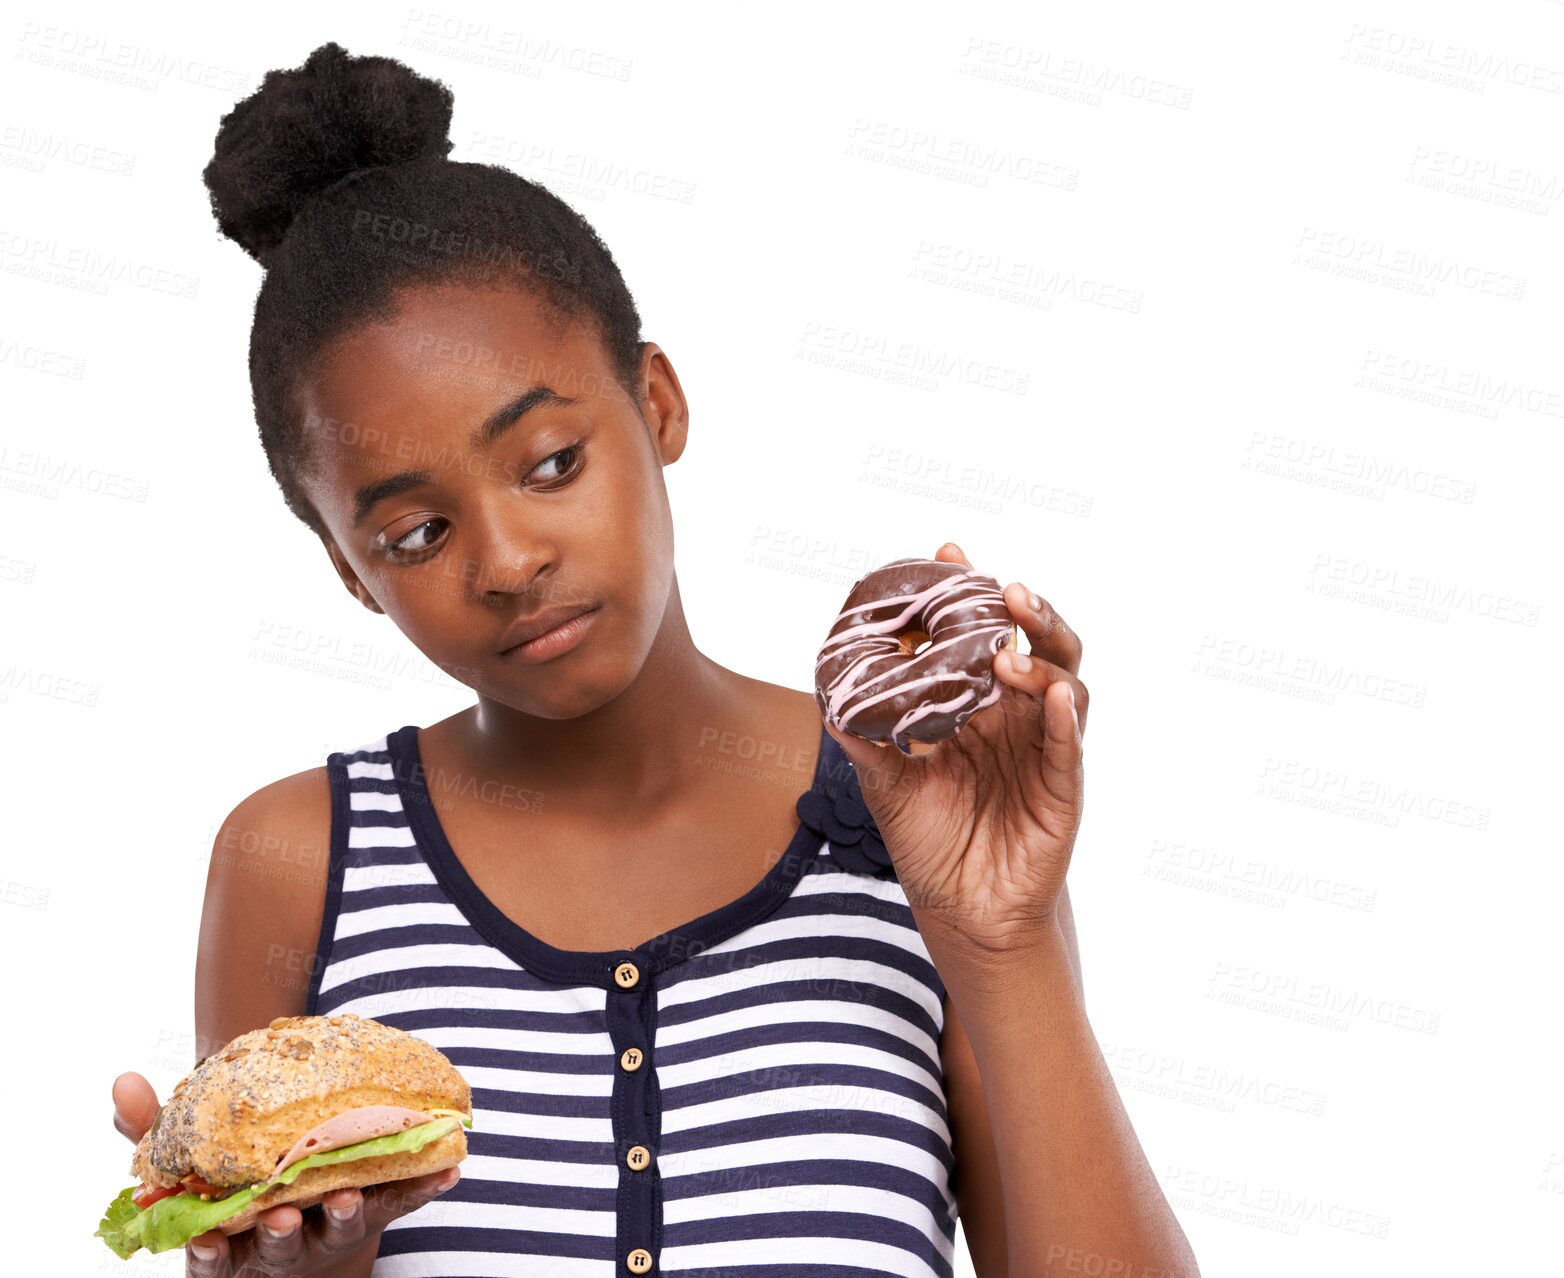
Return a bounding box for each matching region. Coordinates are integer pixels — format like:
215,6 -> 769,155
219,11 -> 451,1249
131,1183 -> 184,1210
178,1175 -> 238,1200
129,1174 -> 241,1209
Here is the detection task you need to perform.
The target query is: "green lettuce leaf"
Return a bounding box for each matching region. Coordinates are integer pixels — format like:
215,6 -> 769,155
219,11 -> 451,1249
96,1187 -> 142,1260
96,1115 -> 462,1259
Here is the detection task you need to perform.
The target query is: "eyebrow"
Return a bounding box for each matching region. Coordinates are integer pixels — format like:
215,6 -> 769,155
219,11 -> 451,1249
350,384 -> 578,529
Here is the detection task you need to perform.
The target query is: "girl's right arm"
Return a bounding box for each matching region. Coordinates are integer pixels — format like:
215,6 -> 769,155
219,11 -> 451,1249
113,768 -> 459,1278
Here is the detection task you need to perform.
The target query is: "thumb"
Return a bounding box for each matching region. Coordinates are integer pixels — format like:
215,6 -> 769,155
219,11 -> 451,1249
113,1072 -> 160,1143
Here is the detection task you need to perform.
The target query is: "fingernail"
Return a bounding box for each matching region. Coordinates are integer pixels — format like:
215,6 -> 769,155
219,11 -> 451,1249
189,1241 -> 218,1260
262,1221 -> 297,1239
1027,590 -> 1042,612
1009,652 -> 1032,672
945,542 -> 964,558
325,1201 -> 355,1222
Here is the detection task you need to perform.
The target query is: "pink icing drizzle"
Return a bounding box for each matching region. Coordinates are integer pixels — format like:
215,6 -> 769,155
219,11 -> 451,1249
815,565 -> 1012,744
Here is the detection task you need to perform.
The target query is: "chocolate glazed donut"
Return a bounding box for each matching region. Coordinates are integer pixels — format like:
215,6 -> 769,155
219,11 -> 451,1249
815,557 -> 1018,750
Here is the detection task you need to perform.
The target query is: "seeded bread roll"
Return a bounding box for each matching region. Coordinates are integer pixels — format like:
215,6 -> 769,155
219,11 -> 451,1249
131,1013 -> 471,1212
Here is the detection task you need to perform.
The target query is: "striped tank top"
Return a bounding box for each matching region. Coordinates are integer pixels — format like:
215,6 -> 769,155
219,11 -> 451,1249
305,722 -> 958,1277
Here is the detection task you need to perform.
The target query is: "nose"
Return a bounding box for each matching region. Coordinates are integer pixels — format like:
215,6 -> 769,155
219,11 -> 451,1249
463,493 -> 560,603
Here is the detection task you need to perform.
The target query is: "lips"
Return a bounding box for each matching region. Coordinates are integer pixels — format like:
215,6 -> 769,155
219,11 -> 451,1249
496,603 -> 599,654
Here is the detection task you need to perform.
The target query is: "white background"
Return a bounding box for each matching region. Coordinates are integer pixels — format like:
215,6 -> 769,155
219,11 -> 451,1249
4,2 -> 1561,1274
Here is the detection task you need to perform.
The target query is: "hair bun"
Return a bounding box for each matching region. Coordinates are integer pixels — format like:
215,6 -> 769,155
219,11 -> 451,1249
203,41 -> 455,267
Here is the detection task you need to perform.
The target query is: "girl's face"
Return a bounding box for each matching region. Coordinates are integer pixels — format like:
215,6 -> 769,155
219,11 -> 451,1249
297,281 -> 687,719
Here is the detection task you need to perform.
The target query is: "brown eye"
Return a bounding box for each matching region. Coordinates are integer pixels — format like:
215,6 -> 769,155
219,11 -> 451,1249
528,444 -> 583,486
385,518 -> 446,559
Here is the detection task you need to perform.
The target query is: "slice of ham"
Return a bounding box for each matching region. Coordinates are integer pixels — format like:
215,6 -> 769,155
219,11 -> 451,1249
272,1105 -> 438,1177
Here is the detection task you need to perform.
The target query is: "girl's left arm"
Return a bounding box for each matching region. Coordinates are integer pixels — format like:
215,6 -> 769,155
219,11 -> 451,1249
943,882 -> 1083,1278
827,544 -> 1200,1277
938,903 -> 1198,1277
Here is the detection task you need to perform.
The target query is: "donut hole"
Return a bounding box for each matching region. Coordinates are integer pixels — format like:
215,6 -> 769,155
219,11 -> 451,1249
898,628 -> 932,657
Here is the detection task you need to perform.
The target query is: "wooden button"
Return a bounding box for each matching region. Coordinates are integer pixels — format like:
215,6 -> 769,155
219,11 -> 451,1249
626,1247 -> 653,1273
613,960 -> 640,989
625,1143 -> 651,1172
619,1046 -> 643,1072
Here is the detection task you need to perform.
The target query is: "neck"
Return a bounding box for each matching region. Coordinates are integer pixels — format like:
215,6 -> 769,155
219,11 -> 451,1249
460,576 -> 754,808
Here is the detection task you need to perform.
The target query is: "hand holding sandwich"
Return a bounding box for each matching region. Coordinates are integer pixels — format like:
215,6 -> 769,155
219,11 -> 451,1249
100,1014 -> 473,1271
113,1072 -> 459,1272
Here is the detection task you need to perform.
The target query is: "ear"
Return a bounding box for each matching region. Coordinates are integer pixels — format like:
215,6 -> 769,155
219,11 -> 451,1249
636,341 -> 689,466
324,539 -> 385,615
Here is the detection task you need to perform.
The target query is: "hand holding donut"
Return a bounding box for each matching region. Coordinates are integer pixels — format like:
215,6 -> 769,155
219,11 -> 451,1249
817,542 -> 1087,962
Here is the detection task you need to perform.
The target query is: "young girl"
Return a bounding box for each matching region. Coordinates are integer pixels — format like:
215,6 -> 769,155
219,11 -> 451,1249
111,42 -> 1199,1278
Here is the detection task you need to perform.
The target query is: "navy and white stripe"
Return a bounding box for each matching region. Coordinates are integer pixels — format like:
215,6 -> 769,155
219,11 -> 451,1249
307,723 -> 957,1277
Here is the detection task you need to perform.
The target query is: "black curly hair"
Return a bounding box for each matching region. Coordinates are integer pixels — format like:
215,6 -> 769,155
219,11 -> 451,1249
202,41 -> 646,541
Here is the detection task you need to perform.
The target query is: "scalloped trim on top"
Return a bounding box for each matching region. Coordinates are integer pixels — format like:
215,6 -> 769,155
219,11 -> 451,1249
794,747 -> 898,881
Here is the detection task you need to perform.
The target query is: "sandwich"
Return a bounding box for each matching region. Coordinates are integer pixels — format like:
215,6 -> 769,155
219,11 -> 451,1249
96,1013 -> 473,1259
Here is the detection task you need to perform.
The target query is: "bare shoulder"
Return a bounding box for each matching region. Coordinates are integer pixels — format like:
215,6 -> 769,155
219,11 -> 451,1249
723,678 -> 825,765
193,765 -> 335,1064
